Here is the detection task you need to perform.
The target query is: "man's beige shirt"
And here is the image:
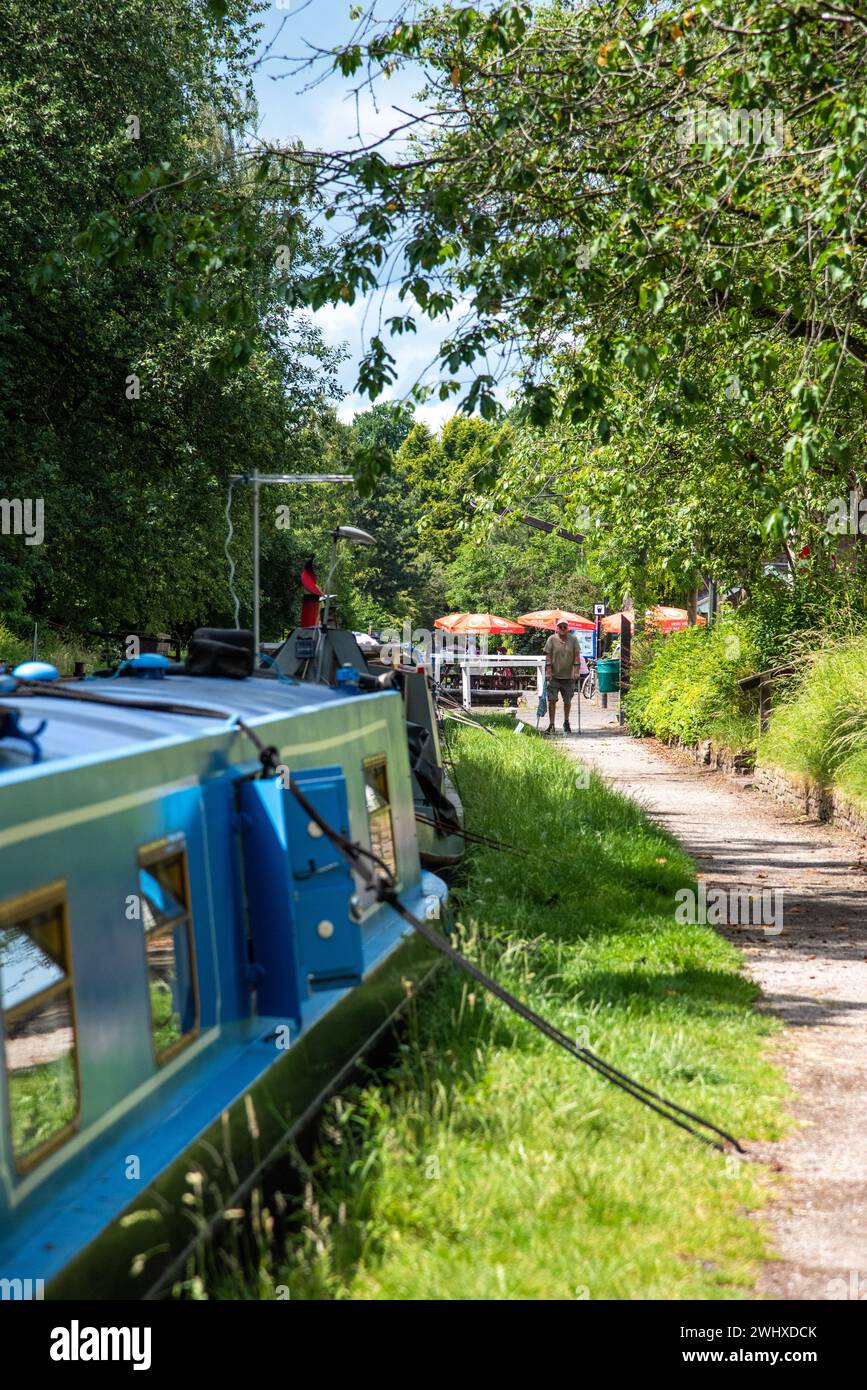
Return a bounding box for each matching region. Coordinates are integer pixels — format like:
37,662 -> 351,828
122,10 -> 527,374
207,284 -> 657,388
544,631 -> 581,679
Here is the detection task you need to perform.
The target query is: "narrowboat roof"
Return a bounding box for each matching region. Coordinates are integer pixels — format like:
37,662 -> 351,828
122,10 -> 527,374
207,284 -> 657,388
0,673 -> 364,776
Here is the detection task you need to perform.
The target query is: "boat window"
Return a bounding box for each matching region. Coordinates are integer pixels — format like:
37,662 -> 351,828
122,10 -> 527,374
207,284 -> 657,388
0,883 -> 79,1171
363,756 -> 397,876
137,839 -> 199,1065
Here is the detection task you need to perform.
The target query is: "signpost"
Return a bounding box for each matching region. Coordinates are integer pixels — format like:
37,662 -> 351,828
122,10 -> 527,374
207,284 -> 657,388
593,602 -> 606,667
593,603 -> 607,706
619,611 -> 632,727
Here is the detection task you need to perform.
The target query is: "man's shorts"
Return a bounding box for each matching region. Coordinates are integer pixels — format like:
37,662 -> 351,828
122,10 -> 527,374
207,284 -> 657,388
548,677 -> 576,703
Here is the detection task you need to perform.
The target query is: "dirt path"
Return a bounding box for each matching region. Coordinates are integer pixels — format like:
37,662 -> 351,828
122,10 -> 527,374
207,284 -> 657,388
541,696 -> 867,1300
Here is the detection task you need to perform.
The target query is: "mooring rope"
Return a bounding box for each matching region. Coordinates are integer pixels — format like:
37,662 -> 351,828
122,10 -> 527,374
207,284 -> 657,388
233,721 -> 742,1154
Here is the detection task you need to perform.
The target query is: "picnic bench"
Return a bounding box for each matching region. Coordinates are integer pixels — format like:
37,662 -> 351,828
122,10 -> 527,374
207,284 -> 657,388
433,653 -> 546,710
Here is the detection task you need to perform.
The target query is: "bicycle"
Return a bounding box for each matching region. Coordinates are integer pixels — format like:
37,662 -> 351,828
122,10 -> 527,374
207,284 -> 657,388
581,660 -> 597,700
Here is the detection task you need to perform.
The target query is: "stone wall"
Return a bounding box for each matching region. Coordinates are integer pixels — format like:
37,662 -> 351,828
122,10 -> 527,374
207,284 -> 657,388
655,730 -> 867,838
670,736 -> 756,775
753,764 -> 867,838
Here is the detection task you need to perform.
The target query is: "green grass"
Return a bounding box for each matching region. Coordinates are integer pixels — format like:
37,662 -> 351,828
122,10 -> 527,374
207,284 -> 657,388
707,709 -> 760,754
760,634 -> 867,809
197,719 -> 785,1301
150,978 -> 184,1057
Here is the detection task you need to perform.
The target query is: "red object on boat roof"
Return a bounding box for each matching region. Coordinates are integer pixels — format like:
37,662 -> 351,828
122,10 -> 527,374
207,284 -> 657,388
299,556 -> 324,628
300,557 -> 323,595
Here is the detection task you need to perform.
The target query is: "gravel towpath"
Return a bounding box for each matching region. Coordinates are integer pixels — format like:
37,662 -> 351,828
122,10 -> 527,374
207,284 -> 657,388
541,696 -> 867,1300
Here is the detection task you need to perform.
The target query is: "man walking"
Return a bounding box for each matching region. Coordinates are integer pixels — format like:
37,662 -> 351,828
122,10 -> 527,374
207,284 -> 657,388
543,619 -> 585,734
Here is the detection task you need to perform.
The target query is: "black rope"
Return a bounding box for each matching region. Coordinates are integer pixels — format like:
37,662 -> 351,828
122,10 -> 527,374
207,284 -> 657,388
234,718 -> 282,777
387,896 -> 743,1153
415,812 -> 595,872
433,688 -> 497,737
275,749 -> 744,1155
5,680 -> 236,722
415,812 -> 535,859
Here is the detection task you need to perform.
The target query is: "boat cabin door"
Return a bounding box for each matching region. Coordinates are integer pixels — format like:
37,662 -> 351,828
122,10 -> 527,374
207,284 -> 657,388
240,767 -> 365,1024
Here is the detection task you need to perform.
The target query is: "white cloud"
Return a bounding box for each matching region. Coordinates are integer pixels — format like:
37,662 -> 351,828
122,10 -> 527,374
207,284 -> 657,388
412,400 -> 459,431
315,286 -> 476,424
335,393 -> 456,431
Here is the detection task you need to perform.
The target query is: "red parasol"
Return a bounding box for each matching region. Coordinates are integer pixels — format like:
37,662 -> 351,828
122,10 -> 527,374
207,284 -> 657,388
603,607 -> 706,634
601,609 -> 634,635
646,606 -> 695,633
434,612 -> 471,631
448,612 -> 526,634
516,608 -> 595,630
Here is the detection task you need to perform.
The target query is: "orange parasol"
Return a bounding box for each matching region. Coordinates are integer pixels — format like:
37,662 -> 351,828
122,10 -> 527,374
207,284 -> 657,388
601,609 -> 634,635
517,608 -> 595,630
434,612 -> 471,631
602,607 -> 706,635
646,606 -> 691,633
448,612 -> 526,634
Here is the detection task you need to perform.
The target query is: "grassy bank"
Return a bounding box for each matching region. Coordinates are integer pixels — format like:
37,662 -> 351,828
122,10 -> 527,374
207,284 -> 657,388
198,720 -> 784,1301
760,635 -> 867,810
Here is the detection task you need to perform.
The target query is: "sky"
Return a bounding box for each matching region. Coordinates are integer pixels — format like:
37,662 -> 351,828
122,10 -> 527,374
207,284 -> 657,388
250,1 -> 461,428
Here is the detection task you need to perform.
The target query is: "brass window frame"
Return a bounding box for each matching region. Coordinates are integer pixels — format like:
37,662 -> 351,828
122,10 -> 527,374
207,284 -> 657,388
137,837 -> 200,1067
0,881 -> 81,1174
362,754 -> 399,880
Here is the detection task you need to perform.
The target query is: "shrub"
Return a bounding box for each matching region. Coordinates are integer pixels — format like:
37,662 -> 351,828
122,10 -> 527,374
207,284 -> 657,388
624,617 -> 758,746
0,621 -> 29,668
760,635 -> 867,808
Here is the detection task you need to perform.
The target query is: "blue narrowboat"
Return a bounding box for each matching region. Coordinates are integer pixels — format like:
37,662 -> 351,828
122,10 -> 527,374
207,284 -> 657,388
0,637 -> 448,1299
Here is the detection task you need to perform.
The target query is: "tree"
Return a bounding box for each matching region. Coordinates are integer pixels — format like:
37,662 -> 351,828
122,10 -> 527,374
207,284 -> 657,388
33,2 -> 867,629
67,2 -> 867,549
0,0 -> 344,643
340,405 -> 442,630
397,415 -> 501,562
446,524 -> 599,632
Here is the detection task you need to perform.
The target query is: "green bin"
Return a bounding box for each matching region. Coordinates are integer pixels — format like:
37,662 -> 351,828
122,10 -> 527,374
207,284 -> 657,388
596,658 -> 621,693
